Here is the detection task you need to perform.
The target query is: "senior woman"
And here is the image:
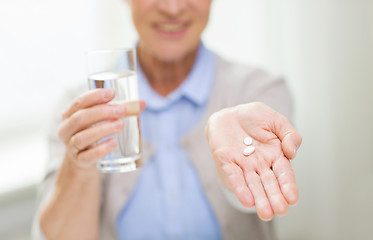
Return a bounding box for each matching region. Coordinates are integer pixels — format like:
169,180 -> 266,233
33,0 -> 302,239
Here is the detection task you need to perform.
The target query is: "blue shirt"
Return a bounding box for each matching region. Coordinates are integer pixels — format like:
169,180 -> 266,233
116,44 -> 222,240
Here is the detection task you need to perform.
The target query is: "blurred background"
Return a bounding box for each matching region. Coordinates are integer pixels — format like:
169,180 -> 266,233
0,0 -> 372,239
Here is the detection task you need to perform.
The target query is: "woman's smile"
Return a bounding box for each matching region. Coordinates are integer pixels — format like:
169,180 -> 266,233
153,21 -> 191,38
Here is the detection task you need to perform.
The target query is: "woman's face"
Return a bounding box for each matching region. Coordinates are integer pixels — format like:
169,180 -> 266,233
128,0 -> 212,62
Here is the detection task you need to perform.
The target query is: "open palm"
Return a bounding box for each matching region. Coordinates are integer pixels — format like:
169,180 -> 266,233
205,102 -> 302,221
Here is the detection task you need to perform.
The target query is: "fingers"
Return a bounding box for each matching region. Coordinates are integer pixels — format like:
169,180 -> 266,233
221,163 -> 254,208
74,138 -> 117,168
58,100 -> 145,143
272,112 -> 302,159
244,171 -> 273,221
58,89 -> 146,170
272,156 -> 299,205
242,155 -> 296,220
70,119 -> 124,151
62,89 -> 115,120
259,169 -> 289,216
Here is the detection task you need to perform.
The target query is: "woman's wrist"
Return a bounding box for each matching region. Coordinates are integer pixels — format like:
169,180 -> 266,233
56,154 -> 101,188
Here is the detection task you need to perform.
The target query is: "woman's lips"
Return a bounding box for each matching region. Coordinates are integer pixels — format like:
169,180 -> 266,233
153,22 -> 190,38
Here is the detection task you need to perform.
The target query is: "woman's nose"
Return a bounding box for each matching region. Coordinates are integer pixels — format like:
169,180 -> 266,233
158,0 -> 188,16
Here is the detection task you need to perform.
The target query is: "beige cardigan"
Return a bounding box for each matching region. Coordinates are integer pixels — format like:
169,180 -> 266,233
33,56 -> 292,240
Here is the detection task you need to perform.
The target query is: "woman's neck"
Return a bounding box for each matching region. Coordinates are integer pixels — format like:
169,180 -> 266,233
137,44 -> 198,97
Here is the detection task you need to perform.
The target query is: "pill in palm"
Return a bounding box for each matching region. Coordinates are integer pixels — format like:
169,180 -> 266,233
243,146 -> 255,156
243,136 -> 253,145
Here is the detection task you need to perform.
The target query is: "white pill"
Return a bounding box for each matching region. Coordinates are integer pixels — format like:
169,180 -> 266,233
243,146 -> 255,156
243,136 -> 253,145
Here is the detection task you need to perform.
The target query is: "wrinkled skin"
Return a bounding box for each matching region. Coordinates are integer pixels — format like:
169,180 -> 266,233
205,102 -> 302,221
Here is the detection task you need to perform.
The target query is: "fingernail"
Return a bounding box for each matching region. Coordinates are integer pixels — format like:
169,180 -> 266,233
125,102 -> 140,115
293,145 -> 298,157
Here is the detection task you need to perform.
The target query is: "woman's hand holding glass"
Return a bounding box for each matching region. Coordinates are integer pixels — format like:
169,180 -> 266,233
57,88 -> 146,171
205,102 -> 302,221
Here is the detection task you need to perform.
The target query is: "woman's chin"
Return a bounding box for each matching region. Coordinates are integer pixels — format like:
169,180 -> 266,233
151,44 -> 199,63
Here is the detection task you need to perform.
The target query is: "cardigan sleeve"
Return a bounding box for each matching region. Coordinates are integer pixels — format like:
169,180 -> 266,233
31,84 -> 88,239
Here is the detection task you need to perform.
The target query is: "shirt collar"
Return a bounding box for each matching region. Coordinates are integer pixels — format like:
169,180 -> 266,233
138,42 -> 216,111
180,43 -> 216,106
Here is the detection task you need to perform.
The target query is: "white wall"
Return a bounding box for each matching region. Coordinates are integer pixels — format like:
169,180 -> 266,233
267,1 -> 373,239
0,0 -> 98,193
1,0 -> 372,239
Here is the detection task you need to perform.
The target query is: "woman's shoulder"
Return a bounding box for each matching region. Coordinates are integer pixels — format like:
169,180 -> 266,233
215,55 -> 284,90
212,55 -> 293,118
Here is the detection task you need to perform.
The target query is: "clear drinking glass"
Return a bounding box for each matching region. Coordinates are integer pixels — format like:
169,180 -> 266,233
86,48 -> 142,173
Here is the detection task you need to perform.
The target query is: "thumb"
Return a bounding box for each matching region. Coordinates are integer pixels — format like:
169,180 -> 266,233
272,112 -> 302,159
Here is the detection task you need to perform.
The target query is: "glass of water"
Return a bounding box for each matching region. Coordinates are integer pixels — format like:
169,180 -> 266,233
86,48 -> 142,173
